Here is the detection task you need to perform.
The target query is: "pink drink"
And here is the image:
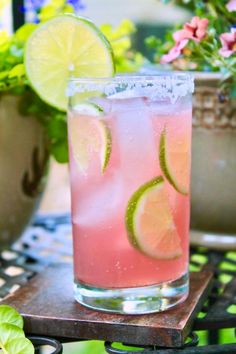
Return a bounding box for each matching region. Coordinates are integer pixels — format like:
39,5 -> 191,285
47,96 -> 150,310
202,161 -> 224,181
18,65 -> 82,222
68,74 -> 194,314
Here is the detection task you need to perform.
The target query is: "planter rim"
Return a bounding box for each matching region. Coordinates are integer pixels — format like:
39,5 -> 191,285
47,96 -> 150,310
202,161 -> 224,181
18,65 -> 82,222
194,72 -> 222,80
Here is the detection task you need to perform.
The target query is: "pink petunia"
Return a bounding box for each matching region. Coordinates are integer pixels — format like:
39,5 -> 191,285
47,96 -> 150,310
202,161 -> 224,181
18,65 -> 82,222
226,0 -> 236,12
161,16 -> 208,64
219,28 -> 236,57
174,16 -> 209,43
160,39 -> 188,64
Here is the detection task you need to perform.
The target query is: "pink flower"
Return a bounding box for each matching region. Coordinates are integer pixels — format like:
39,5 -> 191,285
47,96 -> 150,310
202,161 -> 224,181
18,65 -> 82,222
226,0 -> 236,12
160,39 -> 188,64
161,16 -> 208,64
174,16 -> 209,43
219,28 -> 236,57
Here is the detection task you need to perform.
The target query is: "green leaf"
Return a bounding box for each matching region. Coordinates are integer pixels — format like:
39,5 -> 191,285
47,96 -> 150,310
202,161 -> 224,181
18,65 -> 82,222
101,19 -> 136,42
0,306 -> 34,354
101,19 -> 142,74
51,0 -> 65,7
62,4 -> 74,13
47,117 -> 67,140
118,19 -> 136,35
39,4 -> 60,21
9,45 -> 23,59
0,305 -> 23,329
0,30 -> 10,51
51,140 -> 68,163
112,37 -> 131,56
4,337 -> 34,354
0,323 -> 25,347
15,24 -> 37,42
100,23 -> 112,35
112,342 -> 144,351
8,64 -> 25,79
0,70 -> 10,80
145,36 -> 160,49
74,341 -> 106,354
38,0 -> 75,22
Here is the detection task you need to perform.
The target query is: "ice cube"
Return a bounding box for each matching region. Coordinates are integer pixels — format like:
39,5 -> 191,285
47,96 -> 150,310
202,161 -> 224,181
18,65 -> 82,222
72,173 -> 124,227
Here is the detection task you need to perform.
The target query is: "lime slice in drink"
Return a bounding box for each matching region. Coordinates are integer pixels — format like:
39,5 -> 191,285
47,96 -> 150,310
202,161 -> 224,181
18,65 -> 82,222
74,102 -> 104,115
159,128 -> 190,195
69,103 -> 111,173
24,14 -> 115,111
125,177 -> 182,260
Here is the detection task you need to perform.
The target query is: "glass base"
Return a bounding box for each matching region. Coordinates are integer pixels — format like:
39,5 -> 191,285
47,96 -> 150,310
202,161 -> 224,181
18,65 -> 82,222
74,272 -> 189,314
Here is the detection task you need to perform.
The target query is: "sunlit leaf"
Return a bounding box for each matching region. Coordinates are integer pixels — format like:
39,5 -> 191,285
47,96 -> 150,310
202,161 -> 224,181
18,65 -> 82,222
0,71 -> 9,80
4,337 -> 34,354
0,30 -> 10,51
0,323 -> 25,347
0,305 -> 24,329
39,4 -> 60,21
15,24 -> 37,42
8,64 -> 25,78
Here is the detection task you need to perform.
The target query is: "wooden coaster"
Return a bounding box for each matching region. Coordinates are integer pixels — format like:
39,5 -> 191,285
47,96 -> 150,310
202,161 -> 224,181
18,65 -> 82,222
2,264 -> 213,348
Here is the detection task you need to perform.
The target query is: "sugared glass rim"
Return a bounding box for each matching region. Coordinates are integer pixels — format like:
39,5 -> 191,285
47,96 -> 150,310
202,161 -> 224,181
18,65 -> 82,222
67,71 -> 194,103
68,71 -> 193,84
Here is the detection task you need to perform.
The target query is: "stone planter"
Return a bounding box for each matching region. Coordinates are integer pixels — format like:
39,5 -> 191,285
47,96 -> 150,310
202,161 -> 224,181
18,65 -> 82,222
0,93 -> 48,249
190,73 -> 236,249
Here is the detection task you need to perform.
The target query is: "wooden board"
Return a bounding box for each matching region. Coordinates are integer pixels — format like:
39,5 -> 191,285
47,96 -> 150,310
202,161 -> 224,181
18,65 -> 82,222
1,264 -> 213,347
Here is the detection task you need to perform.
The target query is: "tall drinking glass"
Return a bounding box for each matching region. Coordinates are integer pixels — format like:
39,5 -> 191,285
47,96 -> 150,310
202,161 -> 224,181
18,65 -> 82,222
67,73 -> 194,314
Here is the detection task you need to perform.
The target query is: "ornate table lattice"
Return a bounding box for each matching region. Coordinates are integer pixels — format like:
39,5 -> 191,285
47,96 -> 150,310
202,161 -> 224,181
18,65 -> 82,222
1,214 -> 236,353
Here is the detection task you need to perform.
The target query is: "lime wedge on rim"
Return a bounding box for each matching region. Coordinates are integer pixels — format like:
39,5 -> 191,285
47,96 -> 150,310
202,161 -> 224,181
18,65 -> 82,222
69,103 -> 111,173
24,14 -> 115,111
125,177 -> 182,260
159,128 -> 190,195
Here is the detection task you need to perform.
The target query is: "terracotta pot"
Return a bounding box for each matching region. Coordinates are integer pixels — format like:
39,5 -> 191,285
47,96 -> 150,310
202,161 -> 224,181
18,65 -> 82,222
190,73 -> 236,247
0,94 -> 48,249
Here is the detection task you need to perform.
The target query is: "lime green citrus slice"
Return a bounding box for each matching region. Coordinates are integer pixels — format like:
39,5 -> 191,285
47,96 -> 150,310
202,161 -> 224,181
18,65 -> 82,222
73,102 -> 104,115
125,177 -> 182,260
69,104 -> 111,173
24,14 -> 115,111
159,128 -> 190,195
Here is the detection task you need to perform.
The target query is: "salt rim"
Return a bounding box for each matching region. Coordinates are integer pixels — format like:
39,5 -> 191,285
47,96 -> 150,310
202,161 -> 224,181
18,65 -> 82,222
67,73 -> 194,103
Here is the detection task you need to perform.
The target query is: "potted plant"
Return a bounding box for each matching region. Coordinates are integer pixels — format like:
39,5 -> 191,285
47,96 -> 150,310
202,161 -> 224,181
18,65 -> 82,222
0,0 -> 142,248
146,0 -> 236,246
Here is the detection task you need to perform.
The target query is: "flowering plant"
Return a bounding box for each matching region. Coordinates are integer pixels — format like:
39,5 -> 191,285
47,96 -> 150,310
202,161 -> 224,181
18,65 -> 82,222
146,0 -> 236,96
0,0 -> 141,162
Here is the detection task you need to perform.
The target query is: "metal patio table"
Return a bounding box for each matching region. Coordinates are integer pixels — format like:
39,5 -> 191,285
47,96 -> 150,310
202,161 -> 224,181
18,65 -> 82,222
0,214 -> 236,354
